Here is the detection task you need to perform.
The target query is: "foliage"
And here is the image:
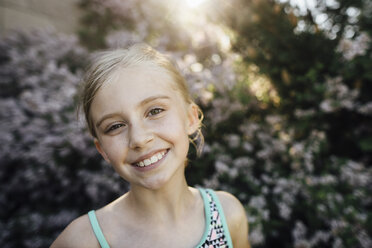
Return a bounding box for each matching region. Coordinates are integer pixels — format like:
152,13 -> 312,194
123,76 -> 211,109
0,30 -> 128,248
210,0 -> 372,247
0,0 -> 371,247
78,0 -> 195,51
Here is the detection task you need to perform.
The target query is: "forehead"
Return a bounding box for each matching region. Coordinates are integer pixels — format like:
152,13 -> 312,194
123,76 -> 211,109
90,65 -> 184,117
107,65 -> 178,96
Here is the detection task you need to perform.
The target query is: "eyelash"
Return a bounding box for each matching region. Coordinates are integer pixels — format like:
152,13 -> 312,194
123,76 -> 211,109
104,107 -> 165,133
106,123 -> 125,133
147,107 -> 164,116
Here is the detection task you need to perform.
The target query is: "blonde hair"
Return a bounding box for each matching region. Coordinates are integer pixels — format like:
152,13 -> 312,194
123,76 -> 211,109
80,43 -> 204,155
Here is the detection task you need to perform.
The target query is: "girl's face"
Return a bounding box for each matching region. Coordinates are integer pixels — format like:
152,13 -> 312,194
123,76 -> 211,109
90,66 -> 199,190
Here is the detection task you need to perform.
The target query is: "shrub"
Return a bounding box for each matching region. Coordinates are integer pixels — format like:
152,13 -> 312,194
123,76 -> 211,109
0,29 -> 128,248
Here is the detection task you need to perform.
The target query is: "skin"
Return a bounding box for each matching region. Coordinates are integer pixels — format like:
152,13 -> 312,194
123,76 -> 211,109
51,65 -> 250,248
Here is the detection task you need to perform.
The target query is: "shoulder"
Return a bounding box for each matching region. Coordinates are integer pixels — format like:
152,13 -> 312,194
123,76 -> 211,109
215,191 -> 251,248
215,191 -> 246,221
50,213 -> 100,248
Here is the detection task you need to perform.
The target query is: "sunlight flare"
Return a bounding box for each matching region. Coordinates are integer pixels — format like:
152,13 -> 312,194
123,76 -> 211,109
186,0 -> 206,8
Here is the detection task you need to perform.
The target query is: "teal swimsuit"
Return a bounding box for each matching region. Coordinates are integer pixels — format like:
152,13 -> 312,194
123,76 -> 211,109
88,188 -> 233,248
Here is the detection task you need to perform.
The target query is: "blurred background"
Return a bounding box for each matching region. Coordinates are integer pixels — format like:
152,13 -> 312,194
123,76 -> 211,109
0,0 -> 371,247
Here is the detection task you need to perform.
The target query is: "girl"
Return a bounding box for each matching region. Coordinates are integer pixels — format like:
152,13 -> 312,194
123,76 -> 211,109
51,44 -> 250,248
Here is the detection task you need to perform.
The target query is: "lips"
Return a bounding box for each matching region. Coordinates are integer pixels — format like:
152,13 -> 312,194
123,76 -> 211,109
132,149 -> 169,168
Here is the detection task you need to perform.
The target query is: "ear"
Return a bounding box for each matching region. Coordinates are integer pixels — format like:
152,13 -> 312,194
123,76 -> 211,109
94,138 -> 111,163
186,103 -> 200,135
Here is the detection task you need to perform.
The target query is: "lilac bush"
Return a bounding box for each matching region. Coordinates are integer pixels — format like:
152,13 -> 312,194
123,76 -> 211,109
0,30 -> 128,248
200,113 -> 372,247
1,0 -> 371,247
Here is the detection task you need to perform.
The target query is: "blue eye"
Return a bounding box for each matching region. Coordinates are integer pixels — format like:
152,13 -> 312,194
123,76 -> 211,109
148,108 -> 164,116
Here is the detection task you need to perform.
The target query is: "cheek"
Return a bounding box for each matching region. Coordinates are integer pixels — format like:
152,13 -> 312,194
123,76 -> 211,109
101,135 -> 129,160
157,112 -> 190,146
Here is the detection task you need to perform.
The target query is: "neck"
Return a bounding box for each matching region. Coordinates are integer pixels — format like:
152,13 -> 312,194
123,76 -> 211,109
125,168 -> 194,223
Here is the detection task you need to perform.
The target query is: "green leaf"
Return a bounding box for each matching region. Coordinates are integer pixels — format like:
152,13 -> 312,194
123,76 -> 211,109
358,137 -> 372,151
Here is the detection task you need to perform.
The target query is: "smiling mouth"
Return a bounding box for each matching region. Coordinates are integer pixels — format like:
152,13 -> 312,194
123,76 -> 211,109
133,149 -> 169,168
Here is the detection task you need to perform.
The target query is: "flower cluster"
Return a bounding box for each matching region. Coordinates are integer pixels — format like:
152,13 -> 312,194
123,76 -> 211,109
0,30 -> 128,248
337,32 -> 371,61
199,108 -> 371,247
1,0 -> 371,247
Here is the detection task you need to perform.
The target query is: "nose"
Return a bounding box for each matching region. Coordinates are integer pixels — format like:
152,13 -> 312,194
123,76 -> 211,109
128,122 -> 154,150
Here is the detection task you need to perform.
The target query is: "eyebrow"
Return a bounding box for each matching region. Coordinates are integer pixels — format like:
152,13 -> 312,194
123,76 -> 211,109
95,95 -> 170,128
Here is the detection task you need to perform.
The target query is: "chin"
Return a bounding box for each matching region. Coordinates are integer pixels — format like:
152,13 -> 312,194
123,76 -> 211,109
142,179 -> 169,190
140,172 -> 176,191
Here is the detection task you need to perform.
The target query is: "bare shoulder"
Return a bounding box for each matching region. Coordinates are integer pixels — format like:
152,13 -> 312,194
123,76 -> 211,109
50,214 -> 99,248
216,191 -> 251,248
215,191 -> 246,220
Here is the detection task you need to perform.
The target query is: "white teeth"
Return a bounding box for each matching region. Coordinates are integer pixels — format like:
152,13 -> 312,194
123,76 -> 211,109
135,150 -> 167,167
151,155 -> 158,163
